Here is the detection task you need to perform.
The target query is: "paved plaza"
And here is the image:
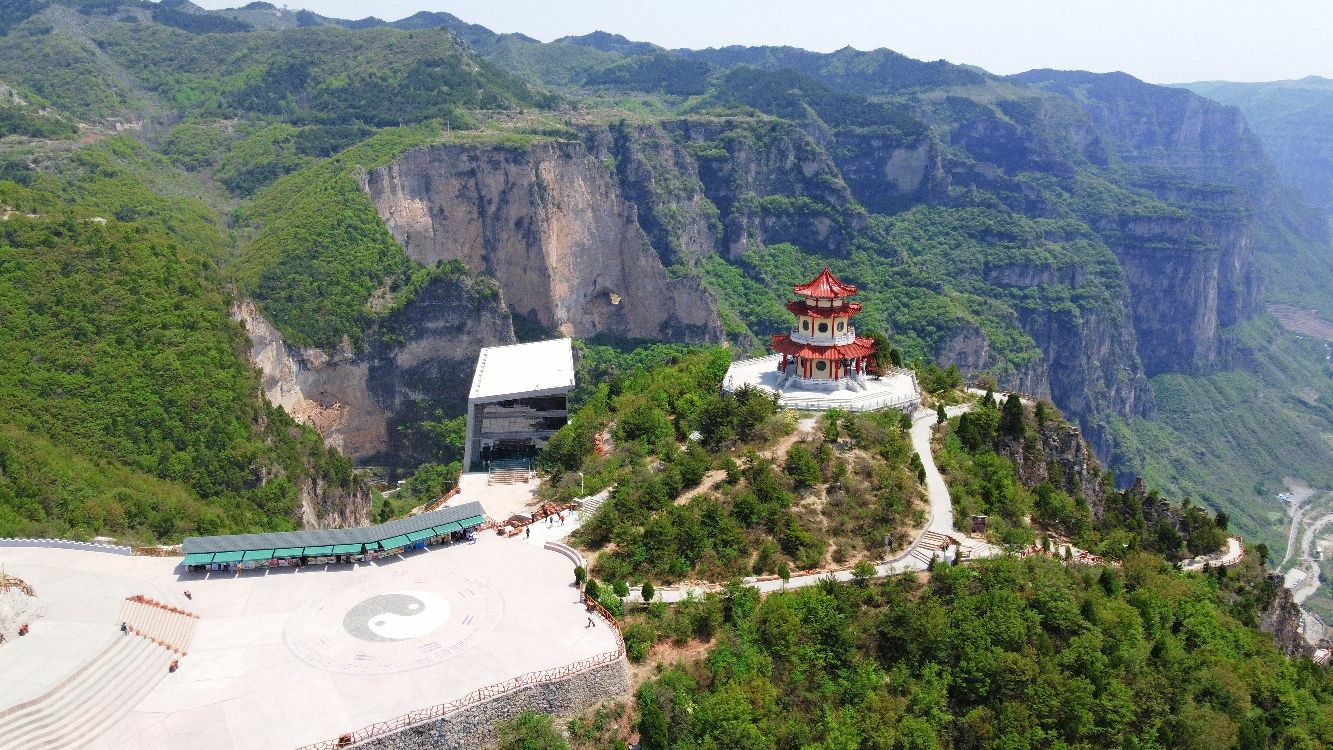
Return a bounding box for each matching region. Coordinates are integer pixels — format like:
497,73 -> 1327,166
0,533 -> 617,749
722,355 -> 921,412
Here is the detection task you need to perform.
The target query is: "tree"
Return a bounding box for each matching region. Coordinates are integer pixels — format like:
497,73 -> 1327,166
936,403 -> 947,425
613,579 -> 630,598
637,685 -> 670,750
785,444 -> 822,487
852,559 -> 876,585
376,500 -> 392,524
496,710 -> 569,750
1034,399 -> 1050,427
865,330 -> 892,373
584,578 -> 600,601
999,394 -> 1025,437
641,580 -> 655,604
573,565 -> 587,587
888,347 -> 903,367
778,562 -> 791,588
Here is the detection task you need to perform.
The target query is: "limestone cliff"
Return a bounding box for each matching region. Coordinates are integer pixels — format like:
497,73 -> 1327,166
364,141 -> 726,343
661,118 -> 869,258
996,415 -> 1107,516
1259,575 -> 1317,659
236,269 -> 516,465
1014,70 -> 1270,375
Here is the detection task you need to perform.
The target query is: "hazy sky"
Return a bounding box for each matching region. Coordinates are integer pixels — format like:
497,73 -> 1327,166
193,1 -> 1333,84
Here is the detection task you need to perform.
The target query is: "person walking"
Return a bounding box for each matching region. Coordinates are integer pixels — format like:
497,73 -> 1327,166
525,526 -> 531,539
586,616 -> 595,628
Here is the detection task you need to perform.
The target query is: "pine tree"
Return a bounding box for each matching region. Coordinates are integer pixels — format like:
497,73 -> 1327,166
638,686 -> 669,750
999,394 -> 1025,437
936,403 -> 947,425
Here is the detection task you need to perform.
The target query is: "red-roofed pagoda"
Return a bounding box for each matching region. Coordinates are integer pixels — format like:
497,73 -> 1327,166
771,268 -> 877,385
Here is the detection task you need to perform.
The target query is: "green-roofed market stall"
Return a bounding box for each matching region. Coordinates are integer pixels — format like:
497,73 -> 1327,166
179,501 -> 487,571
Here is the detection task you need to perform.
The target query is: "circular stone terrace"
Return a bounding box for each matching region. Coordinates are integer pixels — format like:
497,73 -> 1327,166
0,533 -> 617,750
723,354 -> 922,412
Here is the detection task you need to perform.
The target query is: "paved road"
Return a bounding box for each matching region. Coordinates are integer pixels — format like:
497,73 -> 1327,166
1280,485 -> 1317,571
913,403 -> 973,535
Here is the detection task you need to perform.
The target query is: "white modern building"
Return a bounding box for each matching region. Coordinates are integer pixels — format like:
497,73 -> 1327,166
462,338 -> 576,471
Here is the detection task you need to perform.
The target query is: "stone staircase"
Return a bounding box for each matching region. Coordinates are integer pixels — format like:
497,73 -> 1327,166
0,596 -> 199,747
908,530 -> 955,566
117,595 -> 198,655
0,634 -> 169,748
487,459 -> 533,485
487,467 -> 531,485
577,488 -> 612,517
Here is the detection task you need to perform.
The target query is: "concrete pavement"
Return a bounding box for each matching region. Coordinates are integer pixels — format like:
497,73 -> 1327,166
0,534 -> 617,750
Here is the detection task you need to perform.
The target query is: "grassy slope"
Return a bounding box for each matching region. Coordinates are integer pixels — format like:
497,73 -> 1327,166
1117,316 -> 1333,552
0,137 -> 355,543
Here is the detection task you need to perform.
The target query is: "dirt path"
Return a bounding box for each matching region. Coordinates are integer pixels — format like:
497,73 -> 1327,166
674,469 -> 727,505
676,418 -> 820,506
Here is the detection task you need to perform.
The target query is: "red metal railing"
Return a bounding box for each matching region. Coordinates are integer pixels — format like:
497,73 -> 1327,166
293,593 -> 625,750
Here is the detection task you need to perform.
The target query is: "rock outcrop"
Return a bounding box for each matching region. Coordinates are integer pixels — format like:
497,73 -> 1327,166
996,415 -> 1107,516
1259,576 -> 1316,659
1014,70 -> 1269,376
364,141 -> 726,343
236,269 -> 516,465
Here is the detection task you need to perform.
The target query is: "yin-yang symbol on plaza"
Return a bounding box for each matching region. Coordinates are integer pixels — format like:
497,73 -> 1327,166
342,591 -> 449,642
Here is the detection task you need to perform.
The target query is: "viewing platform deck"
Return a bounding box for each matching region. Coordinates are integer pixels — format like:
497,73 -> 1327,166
722,354 -> 922,413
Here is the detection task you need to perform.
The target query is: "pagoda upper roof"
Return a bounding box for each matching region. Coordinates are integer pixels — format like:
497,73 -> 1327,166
770,334 -> 876,360
792,268 -> 857,299
787,299 -> 861,318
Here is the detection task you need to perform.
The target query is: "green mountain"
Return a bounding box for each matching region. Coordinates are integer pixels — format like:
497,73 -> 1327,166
0,1 -> 1329,557
1179,76 -> 1333,220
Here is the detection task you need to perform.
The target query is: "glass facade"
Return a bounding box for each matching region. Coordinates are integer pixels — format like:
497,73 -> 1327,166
468,395 -> 568,469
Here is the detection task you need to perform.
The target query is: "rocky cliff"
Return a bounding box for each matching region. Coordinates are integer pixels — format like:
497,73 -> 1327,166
996,413 -> 1107,516
236,268 -> 516,466
1259,575 -> 1317,659
364,140 -> 726,343
1015,70 -> 1269,375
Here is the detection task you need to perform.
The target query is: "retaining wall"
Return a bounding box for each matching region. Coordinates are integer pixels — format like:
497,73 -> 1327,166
542,541 -> 585,569
350,656 -> 629,750
0,538 -> 132,556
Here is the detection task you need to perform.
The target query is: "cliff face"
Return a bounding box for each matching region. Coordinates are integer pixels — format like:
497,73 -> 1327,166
1014,302 -> 1155,454
660,119 -> 869,258
1259,576 -> 1316,659
1009,71 -> 1269,376
997,417 -> 1107,515
236,270 -> 516,465
364,141 -> 726,343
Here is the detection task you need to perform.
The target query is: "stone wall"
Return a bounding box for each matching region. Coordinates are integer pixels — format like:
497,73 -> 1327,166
0,538 -> 131,555
350,656 -> 629,750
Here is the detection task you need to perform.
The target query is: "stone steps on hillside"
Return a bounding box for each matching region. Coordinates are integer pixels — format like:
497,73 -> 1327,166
0,635 -> 169,748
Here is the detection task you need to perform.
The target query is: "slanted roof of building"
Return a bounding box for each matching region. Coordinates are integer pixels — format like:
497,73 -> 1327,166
468,338 -> 575,402
792,268 -> 858,299
181,501 -> 486,555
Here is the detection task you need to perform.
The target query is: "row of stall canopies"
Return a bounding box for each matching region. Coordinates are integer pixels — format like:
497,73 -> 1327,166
179,502 -> 487,570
